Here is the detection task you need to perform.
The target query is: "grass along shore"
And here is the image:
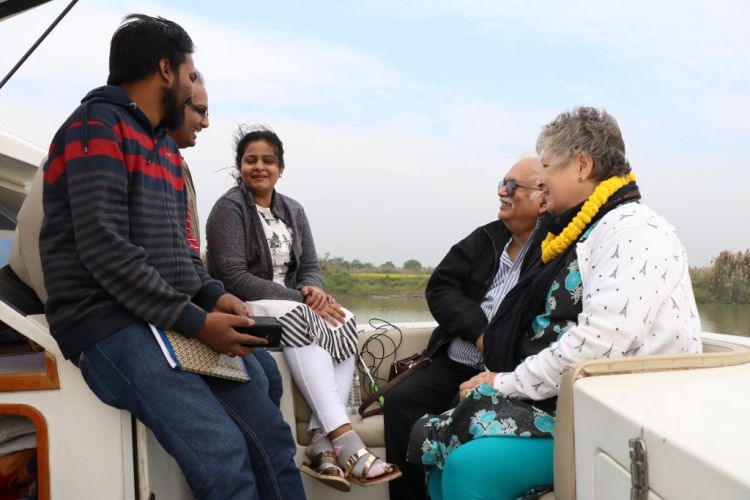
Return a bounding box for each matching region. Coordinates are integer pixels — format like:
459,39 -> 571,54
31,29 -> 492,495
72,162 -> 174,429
690,250 -> 750,304
320,256 -> 430,297
323,270 -> 429,297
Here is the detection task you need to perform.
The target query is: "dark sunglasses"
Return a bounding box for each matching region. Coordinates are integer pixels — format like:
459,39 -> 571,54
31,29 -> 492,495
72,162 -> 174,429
498,179 -> 544,197
188,102 -> 209,120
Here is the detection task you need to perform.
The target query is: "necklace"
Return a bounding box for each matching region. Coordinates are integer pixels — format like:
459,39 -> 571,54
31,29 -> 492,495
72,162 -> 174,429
541,172 -> 637,263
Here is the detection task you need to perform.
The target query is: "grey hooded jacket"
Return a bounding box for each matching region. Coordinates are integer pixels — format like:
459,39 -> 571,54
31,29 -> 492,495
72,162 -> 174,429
206,184 -> 323,302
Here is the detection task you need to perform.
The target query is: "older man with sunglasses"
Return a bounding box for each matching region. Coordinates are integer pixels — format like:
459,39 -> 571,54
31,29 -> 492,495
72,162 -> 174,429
384,154 -> 546,500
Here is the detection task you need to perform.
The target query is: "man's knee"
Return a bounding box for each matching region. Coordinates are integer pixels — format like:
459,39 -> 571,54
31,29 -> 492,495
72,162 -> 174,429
385,380 -> 409,410
384,368 -> 438,424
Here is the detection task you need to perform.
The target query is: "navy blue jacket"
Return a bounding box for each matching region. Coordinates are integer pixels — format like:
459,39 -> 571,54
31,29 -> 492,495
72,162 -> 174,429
40,85 -> 224,359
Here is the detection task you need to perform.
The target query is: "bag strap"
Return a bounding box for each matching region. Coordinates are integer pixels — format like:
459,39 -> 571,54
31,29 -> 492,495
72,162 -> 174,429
357,357 -> 430,418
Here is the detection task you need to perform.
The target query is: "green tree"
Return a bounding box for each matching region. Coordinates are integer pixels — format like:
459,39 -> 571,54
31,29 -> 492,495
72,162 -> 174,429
379,261 -> 396,272
403,259 -> 422,272
330,257 -> 351,269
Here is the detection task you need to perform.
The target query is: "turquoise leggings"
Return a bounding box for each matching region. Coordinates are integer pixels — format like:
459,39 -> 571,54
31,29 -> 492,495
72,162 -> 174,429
427,436 -> 554,500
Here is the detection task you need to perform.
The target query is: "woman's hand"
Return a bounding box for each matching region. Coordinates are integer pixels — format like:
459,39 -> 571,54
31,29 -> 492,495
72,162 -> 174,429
301,287 -> 346,326
311,296 -> 347,327
324,299 -> 347,326
459,371 -> 498,400
301,286 -> 327,310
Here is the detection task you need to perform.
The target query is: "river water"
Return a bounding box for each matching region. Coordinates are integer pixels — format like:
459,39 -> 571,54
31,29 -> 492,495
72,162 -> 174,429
343,295 -> 750,336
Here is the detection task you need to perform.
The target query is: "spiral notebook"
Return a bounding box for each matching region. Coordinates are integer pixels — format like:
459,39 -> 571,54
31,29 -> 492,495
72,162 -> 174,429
149,324 -> 249,382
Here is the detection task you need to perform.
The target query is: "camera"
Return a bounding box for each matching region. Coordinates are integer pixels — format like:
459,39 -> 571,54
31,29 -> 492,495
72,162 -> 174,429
235,316 -> 283,348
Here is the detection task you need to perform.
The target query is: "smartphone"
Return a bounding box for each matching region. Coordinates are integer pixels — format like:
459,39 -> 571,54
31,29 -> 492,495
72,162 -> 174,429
235,316 -> 283,348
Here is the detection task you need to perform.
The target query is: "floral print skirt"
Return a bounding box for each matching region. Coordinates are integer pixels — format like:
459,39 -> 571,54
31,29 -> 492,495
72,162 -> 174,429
407,384 -> 555,469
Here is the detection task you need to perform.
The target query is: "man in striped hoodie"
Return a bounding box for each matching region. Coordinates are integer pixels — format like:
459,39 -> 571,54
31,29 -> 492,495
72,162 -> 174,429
39,14 -> 303,500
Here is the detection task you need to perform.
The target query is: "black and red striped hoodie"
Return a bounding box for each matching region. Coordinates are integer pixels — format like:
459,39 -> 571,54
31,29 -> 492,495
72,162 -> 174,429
40,85 -> 224,359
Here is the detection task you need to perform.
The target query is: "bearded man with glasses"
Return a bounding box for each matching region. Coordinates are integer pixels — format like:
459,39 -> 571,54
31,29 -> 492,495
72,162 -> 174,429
165,72 -> 284,408
166,71 -> 209,254
384,154 -> 546,500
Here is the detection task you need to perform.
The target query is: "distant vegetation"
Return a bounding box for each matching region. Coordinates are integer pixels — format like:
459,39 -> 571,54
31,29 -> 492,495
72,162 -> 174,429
690,250 -> 750,304
321,256 -> 431,297
323,250 -> 750,304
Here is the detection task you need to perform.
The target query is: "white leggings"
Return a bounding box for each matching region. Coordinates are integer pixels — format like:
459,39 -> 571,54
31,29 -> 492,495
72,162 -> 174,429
283,344 -> 355,435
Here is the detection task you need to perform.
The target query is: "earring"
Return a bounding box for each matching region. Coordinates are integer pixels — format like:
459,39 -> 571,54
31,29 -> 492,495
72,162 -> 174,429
577,176 -> 583,183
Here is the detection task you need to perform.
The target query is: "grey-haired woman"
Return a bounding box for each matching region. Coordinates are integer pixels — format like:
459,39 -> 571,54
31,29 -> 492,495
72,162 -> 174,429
408,107 -> 701,500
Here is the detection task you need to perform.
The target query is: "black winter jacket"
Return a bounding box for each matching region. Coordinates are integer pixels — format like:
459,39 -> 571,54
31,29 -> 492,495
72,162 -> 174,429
424,220 -> 512,356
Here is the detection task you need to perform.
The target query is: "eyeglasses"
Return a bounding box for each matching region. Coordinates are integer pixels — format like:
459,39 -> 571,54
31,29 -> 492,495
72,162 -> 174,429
188,102 -> 209,120
498,179 -> 544,197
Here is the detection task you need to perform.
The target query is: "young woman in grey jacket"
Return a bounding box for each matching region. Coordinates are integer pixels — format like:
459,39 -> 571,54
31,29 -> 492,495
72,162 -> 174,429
206,126 -> 401,491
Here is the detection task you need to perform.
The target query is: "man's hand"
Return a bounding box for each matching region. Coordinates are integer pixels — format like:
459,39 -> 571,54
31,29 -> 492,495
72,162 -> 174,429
475,333 -> 484,353
301,286 -> 327,310
197,312 -> 266,357
213,293 -> 251,316
458,371 -> 497,400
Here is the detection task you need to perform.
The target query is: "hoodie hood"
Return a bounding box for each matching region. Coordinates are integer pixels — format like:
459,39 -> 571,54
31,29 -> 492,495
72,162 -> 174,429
79,85 -> 166,161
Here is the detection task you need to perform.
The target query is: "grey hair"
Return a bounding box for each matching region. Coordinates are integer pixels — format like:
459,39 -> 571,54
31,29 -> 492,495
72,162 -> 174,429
517,151 -> 539,161
535,107 -> 630,180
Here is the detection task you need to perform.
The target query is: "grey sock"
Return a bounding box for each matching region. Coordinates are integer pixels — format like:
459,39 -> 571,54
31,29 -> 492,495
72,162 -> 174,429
331,429 -> 389,479
306,429 -> 333,459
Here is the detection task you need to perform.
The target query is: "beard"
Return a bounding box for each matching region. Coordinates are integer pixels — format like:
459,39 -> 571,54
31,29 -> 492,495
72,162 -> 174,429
159,82 -> 187,130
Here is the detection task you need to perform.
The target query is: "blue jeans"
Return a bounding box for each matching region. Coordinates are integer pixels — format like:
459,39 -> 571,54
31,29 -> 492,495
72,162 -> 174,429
77,322 -> 305,500
248,349 -> 283,408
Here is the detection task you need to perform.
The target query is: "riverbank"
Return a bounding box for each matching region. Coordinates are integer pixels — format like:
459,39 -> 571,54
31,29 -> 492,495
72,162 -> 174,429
323,271 -> 429,297
342,295 -> 750,337
323,268 -> 749,304
321,249 -> 750,305
322,270 -> 750,335
690,250 -> 750,304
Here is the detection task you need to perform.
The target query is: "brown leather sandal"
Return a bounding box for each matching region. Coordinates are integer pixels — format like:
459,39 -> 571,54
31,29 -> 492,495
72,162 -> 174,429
301,450 -> 351,492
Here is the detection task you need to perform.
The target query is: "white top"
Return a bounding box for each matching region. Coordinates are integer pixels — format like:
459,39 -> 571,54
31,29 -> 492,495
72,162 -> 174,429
493,202 -> 702,400
256,206 -> 293,285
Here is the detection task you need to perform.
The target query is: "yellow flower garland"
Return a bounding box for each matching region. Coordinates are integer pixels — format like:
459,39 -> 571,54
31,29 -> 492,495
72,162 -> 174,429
541,172 -> 637,263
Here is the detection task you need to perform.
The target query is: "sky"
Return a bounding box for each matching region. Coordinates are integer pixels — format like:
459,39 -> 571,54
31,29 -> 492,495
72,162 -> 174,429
1,0 -> 748,267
